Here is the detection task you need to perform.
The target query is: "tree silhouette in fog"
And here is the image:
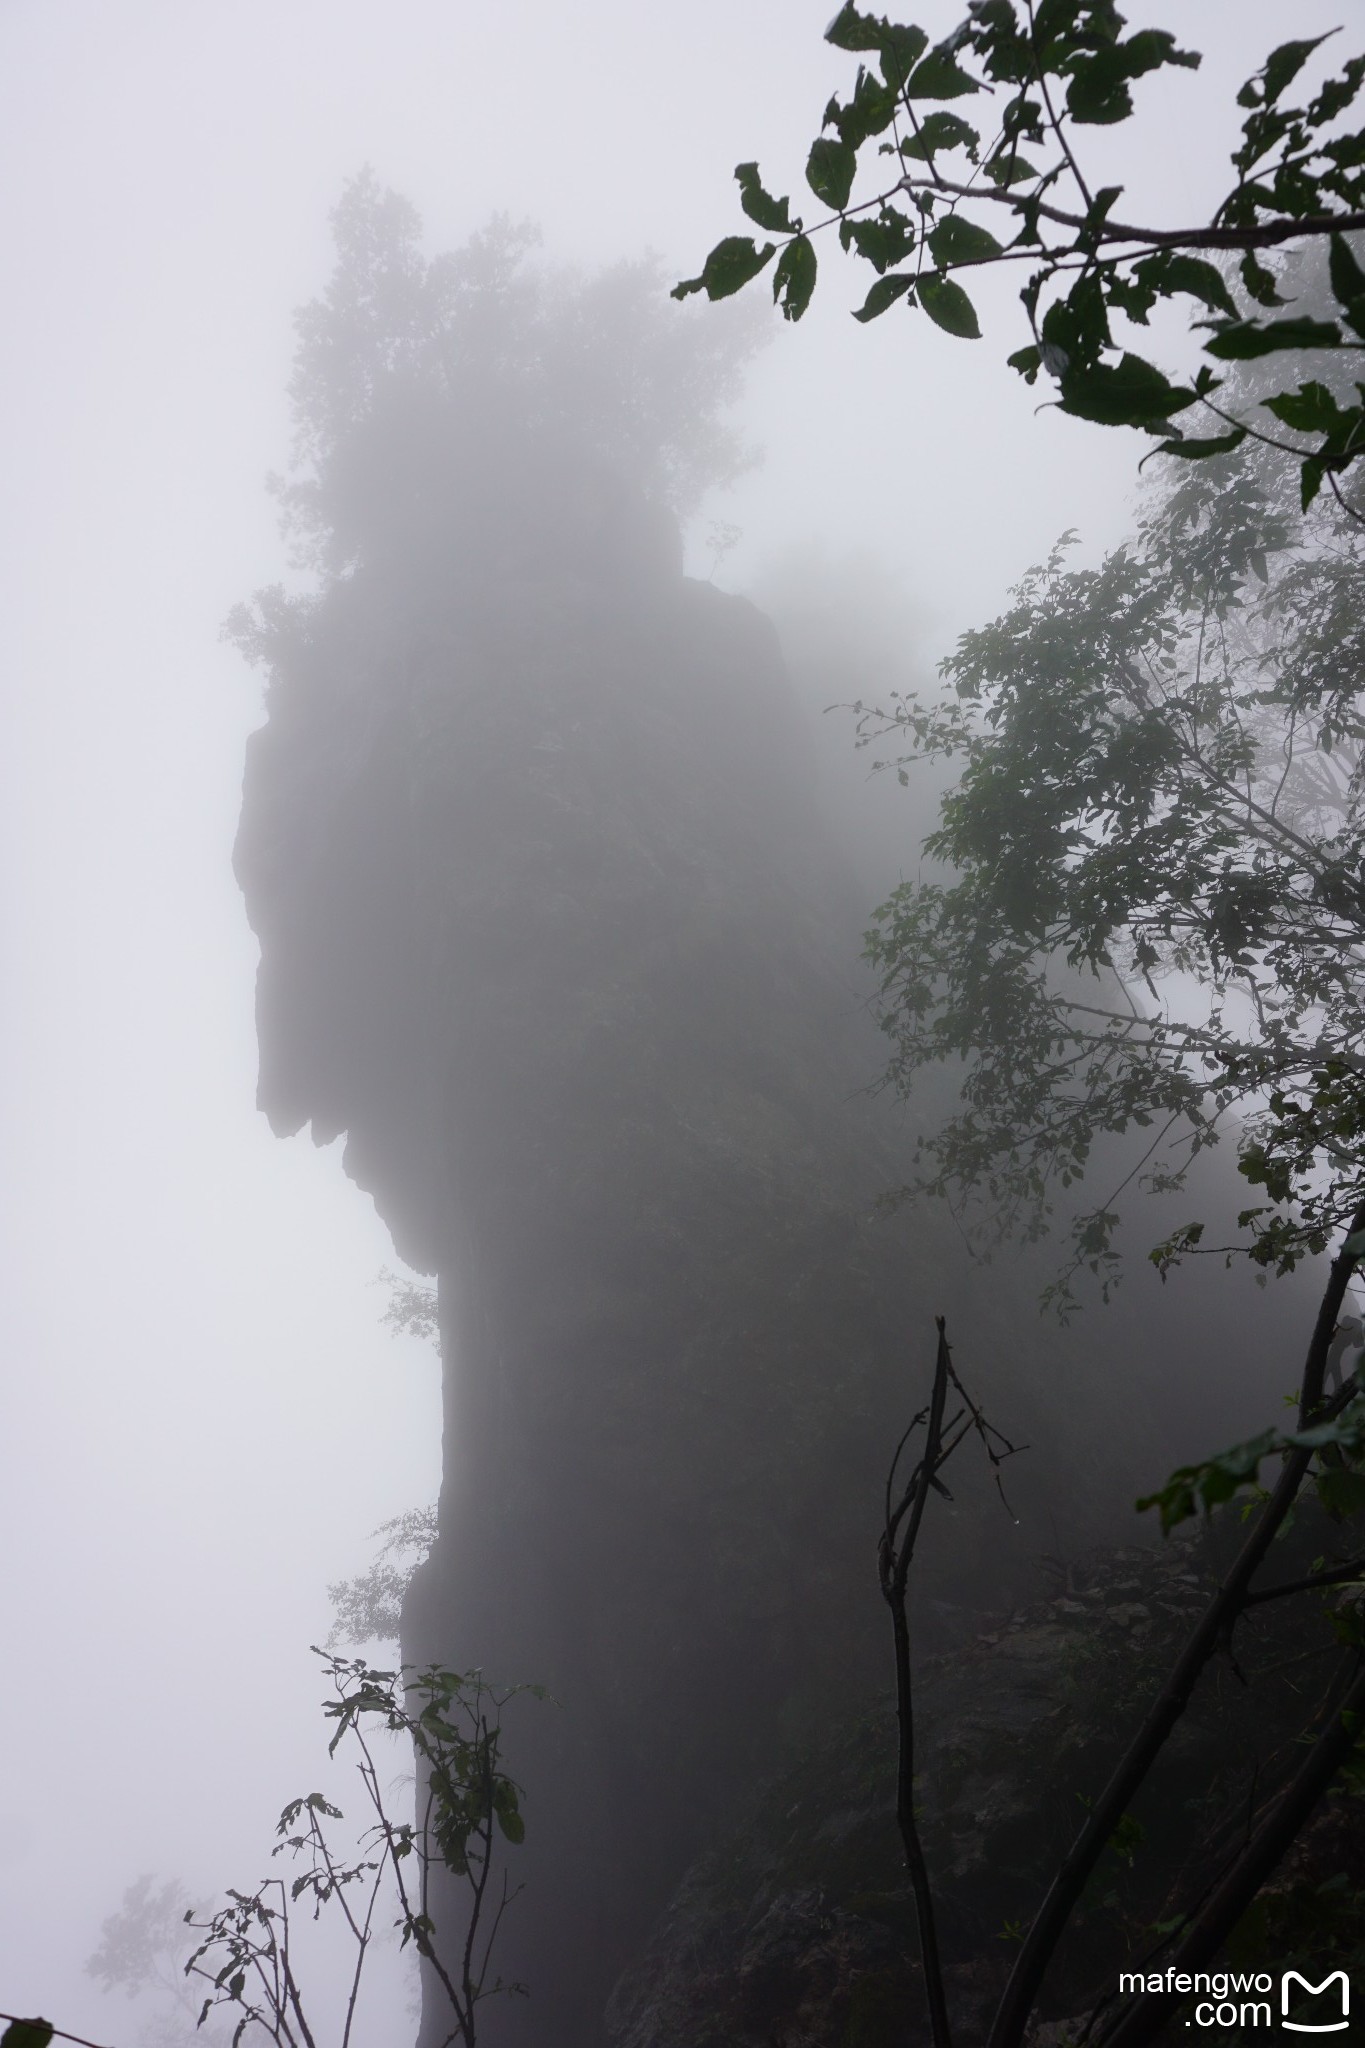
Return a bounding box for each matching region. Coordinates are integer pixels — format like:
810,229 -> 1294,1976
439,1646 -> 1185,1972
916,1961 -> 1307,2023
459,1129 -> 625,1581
266,169 -> 764,584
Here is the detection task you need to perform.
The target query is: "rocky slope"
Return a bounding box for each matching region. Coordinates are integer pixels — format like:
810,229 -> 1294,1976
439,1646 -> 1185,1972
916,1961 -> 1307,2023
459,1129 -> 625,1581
607,1523 -> 1365,2048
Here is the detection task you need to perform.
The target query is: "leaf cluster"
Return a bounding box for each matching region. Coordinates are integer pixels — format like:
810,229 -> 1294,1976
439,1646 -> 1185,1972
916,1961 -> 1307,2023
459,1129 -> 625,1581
376,1268 -> 441,1351
676,4 -> 1365,511
854,463 -> 1365,1306
325,1504 -> 437,1648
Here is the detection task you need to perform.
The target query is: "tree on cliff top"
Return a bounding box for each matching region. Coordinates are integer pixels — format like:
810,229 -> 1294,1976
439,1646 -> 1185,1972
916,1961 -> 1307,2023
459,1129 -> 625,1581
269,169 -> 766,583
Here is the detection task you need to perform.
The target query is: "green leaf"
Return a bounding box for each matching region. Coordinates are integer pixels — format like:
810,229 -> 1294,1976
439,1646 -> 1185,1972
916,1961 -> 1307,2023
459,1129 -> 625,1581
906,46 -> 979,100
672,236 -> 776,304
1205,317 -> 1345,360
853,272 -> 916,322
1154,254 -> 1239,321
825,2 -> 927,75
496,1806 -> 526,1844
918,272 -> 981,338
1316,1466 -> 1365,1518
824,2 -> 884,51
1264,381 -> 1346,434
773,234 -> 818,322
806,135 -> 857,210
734,162 -> 796,235
1042,272 -> 1113,372
1301,455 -> 1328,511
1067,30 -> 1200,128
1058,352 -> 1195,427
899,111 -> 979,160
1240,251 -> 1288,308
844,207 -> 915,272
1329,232 -> 1365,306
880,25 -> 932,87
827,66 -> 898,147
927,214 -> 1004,266
1151,426 -> 1248,461
1248,35 -> 1335,111
1329,233 -> 1365,338
1007,343 -> 1042,384
1138,1429 -> 1281,1533
2,2023 -> 55,2048
984,151 -> 1039,188
1311,52 -> 1365,128
1289,1401 -> 1365,1454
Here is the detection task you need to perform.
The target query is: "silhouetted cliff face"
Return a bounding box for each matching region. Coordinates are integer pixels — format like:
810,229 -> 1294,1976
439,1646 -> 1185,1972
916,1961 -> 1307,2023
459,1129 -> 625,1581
235,461 -> 1301,2046
236,471 -> 936,2039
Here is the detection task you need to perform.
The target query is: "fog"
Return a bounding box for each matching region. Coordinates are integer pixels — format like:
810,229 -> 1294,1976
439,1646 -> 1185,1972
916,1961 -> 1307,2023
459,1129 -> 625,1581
0,2 -> 1353,2042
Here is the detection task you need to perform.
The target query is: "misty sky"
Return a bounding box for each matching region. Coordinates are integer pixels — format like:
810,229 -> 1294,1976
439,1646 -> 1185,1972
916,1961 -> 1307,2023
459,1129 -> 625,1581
0,0 -> 1351,2033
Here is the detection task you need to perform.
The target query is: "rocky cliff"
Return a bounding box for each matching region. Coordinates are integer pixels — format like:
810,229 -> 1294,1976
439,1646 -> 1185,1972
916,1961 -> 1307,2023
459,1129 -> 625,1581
233,182 -> 1309,2048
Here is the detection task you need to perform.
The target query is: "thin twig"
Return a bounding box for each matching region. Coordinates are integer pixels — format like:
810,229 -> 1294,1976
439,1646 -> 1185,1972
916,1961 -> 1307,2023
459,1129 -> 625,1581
891,173 -> 1365,258
880,1318 -> 957,2048
1244,1558 -> 1365,1608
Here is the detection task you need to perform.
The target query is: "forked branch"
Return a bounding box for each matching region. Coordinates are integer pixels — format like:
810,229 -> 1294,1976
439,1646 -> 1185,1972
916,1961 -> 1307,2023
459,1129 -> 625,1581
880,1319 -> 1025,2048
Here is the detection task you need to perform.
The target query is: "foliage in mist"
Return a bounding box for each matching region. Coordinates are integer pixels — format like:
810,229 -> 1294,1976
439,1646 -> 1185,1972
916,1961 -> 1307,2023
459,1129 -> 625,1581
858,455 -> 1365,1306
375,1268 -> 440,1353
86,1878 -> 229,2048
327,1507 -> 438,1649
324,1273 -> 441,1649
233,168 -> 765,605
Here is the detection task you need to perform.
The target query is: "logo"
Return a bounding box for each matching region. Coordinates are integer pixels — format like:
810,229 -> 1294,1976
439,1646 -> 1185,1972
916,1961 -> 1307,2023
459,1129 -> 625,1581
1119,1965 -> 1353,2030
1282,1970 -> 1350,2034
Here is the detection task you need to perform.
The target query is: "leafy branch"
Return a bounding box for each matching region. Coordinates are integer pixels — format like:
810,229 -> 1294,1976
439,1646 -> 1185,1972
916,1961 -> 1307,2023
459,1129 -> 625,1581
851,463 -> 1365,1301
1137,1378 -> 1365,1533
676,2 -> 1365,510
184,1653 -> 546,2048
